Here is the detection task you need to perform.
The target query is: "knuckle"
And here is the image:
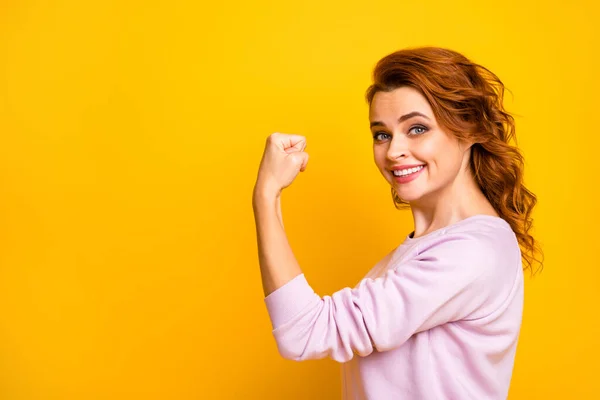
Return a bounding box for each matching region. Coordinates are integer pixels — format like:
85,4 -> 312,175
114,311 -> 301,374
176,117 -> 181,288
290,153 -> 302,164
267,132 -> 280,141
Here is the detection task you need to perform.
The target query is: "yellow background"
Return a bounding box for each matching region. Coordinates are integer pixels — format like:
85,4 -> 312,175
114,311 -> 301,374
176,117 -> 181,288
0,0 -> 598,398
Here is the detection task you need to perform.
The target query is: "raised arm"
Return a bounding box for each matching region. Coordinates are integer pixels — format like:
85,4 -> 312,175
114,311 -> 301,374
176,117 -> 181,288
253,132 -> 309,297
262,233 -> 515,362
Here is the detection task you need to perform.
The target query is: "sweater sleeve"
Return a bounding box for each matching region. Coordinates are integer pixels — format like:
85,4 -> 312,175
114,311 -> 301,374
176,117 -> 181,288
263,231 -> 510,362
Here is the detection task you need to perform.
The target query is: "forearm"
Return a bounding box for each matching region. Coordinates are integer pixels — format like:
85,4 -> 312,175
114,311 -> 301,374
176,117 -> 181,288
252,187 -> 302,297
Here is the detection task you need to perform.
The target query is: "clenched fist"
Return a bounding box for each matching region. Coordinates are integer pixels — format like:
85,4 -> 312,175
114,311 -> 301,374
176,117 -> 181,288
254,132 -> 309,197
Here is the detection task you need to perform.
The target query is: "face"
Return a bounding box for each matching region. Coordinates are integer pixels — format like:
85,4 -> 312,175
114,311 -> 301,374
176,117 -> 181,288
369,86 -> 471,204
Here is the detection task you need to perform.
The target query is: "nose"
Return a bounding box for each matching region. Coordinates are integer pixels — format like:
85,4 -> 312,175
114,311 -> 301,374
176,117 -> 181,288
386,134 -> 409,161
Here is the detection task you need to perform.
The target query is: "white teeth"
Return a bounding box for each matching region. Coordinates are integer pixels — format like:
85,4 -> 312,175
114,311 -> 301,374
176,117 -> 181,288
393,165 -> 424,177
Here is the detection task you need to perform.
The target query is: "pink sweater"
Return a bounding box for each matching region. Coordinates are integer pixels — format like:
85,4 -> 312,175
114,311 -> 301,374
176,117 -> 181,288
264,215 -> 524,399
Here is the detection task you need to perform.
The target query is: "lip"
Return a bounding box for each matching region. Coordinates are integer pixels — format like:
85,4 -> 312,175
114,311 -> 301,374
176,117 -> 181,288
390,164 -> 426,171
391,164 -> 426,184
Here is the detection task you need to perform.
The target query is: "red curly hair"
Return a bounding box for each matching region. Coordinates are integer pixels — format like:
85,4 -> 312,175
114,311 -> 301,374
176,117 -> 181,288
365,47 -> 543,274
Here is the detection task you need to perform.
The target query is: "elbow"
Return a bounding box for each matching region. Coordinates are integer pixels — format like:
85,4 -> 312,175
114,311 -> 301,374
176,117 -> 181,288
274,337 -> 355,363
274,338 -> 312,361
278,348 -> 304,361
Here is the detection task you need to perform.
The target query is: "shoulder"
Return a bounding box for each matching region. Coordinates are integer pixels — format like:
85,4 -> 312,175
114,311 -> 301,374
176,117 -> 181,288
416,215 -> 519,262
408,216 -> 522,293
406,216 -> 523,319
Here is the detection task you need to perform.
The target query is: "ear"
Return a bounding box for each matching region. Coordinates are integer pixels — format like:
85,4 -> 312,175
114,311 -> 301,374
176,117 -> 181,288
458,139 -> 474,172
460,132 -> 474,145
458,137 -> 475,153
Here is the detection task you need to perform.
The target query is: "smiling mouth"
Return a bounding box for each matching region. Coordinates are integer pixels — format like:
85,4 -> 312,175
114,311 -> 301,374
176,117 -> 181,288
391,165 -> 425,177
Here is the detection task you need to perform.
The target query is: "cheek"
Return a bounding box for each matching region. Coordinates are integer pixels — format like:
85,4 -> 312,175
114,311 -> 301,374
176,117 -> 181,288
373,146 -> 387,168
414,136 -> 443,164
418,136 -> 459,165
416,137 -> 463,182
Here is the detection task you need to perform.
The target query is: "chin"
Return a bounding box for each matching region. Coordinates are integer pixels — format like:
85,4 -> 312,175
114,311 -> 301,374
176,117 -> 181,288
394,185 -> 429,203
397,193 -> 421,203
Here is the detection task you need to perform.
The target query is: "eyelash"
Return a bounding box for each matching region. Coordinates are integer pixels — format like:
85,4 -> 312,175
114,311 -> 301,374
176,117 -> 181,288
372,125 -> 428,141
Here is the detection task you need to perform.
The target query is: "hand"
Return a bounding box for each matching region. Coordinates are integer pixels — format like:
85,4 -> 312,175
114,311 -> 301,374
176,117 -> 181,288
254,132 -> 309,197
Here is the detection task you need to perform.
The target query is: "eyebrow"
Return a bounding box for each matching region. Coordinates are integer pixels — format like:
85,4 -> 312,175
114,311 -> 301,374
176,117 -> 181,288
369,111 -> 430,128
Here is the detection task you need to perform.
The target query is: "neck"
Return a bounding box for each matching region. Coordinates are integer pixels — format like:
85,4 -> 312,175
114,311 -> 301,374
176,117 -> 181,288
408,168 -> 498,239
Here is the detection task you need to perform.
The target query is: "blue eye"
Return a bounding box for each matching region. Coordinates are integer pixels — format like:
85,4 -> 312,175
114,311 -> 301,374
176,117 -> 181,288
409,125 -> 428,135
372,132 -> 391,141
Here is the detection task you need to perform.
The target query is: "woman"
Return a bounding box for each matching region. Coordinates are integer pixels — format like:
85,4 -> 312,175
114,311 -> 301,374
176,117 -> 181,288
252,47 -> 543,400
